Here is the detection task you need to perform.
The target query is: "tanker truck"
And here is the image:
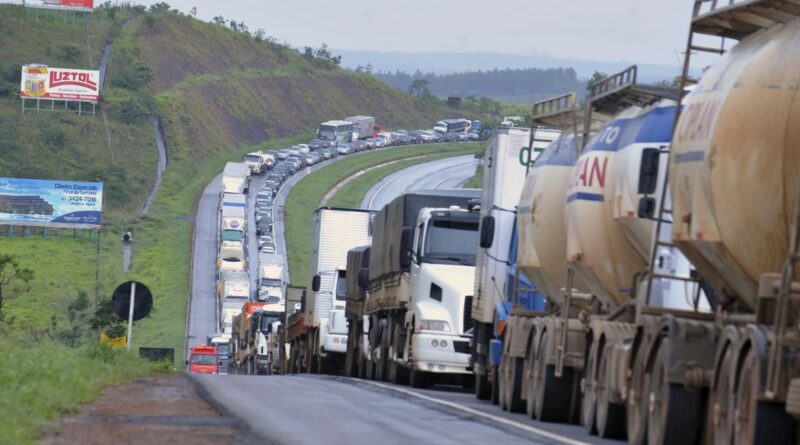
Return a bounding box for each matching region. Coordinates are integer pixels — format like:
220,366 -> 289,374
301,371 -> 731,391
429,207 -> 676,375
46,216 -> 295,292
230,302 -> 266,374
285,207 -> 374,374
363,190 -> 481,387
470,125 -> 558,401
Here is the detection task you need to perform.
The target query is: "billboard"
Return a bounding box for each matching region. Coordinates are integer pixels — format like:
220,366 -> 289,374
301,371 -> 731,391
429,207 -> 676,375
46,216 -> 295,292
25,0 -> 94,12
20,65 -> 100,103
0,177 -> 103,229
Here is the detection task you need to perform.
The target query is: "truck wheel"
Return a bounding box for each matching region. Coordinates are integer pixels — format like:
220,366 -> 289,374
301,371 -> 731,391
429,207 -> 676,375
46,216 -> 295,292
734,347 -> 795,445
525,341 -> 538,418
475,371 -> 491,400
596,346 -> 626,438
490,365 -> 500,405
626,341 -> 649,444
389,322 -> 409,385
410,368 -> 431,388
581,340 -> 598,433
504,357 -> 526,413
534,331 -> 573,422
710,343 -> 735,445
365,358 -> 374,380
499,355 -> 509,411
647,339 -> 702,445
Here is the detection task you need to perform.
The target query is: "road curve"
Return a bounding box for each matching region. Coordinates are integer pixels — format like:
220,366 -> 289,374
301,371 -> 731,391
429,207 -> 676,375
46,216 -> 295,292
362,155 -> 478,210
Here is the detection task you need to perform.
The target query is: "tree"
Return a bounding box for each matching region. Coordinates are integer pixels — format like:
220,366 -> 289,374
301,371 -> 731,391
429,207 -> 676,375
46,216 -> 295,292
589,70 -> 607,85
190,6 -> 197,17
254,28 -> 266,42
212,15 -> 226,25
0,255 -> 33,322
303,46 -> 314,59
408,79 -> 430,97
58,291 -> 91,347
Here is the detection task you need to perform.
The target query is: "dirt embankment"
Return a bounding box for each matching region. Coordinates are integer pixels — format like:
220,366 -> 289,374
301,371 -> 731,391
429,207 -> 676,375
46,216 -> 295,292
39,375 -> 262,445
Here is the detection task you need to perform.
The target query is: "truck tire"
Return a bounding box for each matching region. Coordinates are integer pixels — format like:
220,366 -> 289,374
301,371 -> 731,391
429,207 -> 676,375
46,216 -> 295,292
710,343 -> 735,445
475,371 -> 491,400
734,347 -> 796,445
504,357 -> 526,413
410,368 -> 431,388
534,331 -> 573,422
389,321 -> 409,385
626,342 -> 649,444
499,355 -> 509,411
647,339 -> 702,445
490,365 -> 500,405
525,342 -> 538,418
595,346 -> 626,438
581,341 -> 598,433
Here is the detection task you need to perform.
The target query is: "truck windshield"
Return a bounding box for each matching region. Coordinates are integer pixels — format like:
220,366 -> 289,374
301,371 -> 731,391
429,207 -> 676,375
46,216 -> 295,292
211,344 -> 228,354
335,270 -> 347,301
318,125 -> 337,141
190,354 -> 217,365
261,278 -> 281,288
424,218 -> 479,266
246,155 -> 261,163
259,314 -> 281,331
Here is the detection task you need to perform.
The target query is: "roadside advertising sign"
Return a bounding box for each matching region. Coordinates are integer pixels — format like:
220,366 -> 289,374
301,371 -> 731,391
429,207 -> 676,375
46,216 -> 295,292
24,0 -> 94,12
20,64 -> 100,103
0,177 -> 103,229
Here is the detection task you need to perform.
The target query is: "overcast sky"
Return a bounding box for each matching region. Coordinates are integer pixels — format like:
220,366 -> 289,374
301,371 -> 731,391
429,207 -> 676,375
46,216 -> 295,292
119,0 -> 694,66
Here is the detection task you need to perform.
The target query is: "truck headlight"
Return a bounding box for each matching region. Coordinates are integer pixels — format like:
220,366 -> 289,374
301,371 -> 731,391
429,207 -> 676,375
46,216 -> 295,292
419,319 -> 451,332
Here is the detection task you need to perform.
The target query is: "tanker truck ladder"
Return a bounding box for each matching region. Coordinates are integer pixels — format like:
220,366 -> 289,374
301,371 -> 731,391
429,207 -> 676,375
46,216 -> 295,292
529,93 -> 583,163
765,193 -> 800,401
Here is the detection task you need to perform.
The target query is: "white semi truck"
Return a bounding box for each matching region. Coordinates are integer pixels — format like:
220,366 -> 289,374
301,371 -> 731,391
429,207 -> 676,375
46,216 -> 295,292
218,271 -> 250,333
287,207 -> 374,374
358,190 -> 481,387
345,115 -> 375,140
258,253 -> 285,302
221,162 -> 250,195
470,126 -> 559,398
220,193 -> 246,234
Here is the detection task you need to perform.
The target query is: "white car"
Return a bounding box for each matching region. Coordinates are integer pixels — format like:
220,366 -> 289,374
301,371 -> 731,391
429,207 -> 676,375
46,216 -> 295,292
297,144 -> 311,154
260,244 -> 276,254
259,235 -> 274,249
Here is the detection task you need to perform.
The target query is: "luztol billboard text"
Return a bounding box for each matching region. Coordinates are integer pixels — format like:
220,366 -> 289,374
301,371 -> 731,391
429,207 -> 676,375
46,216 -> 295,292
25,0 -> 94,11
0,177 -> 103,229
20,65 -> 100,103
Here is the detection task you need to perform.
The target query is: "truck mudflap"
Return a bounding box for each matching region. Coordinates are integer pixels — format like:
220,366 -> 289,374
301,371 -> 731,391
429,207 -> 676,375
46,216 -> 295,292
412,332 -> 471,374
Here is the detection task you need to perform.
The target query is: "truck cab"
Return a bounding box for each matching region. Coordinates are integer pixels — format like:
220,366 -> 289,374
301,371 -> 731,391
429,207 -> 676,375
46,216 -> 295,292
206,333 -> 232,374
407,206 -> 480,375
188,346 -> 218,374
315,269 -> 349,355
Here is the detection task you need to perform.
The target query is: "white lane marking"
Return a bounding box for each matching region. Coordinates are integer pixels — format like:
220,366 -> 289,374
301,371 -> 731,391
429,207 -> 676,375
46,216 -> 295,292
359,380 -> 592,445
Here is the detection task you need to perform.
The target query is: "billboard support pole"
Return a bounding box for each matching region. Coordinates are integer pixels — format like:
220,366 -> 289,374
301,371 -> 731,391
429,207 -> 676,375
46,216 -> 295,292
95,229 -> 101,311
126,281 -> 136,351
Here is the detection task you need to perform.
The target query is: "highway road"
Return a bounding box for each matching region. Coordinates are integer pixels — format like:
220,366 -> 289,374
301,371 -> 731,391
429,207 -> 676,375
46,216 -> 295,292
362,154 -> 478,210
187,147 -> 623,445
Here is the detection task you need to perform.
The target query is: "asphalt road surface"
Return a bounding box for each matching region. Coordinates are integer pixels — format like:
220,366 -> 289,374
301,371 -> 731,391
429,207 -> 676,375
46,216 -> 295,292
362,155 -> 478,210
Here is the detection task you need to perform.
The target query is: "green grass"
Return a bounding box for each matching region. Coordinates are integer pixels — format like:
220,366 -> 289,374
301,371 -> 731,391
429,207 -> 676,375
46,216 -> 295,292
465,164 -> 484,188
0,340 -> 161,445
328,148 -> 484,209
285,143 -> 482,285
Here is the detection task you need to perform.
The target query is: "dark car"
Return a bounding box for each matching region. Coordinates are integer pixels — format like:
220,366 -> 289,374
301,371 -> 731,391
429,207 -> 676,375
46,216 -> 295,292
274,149 -> 290,160
256,219 -> 273,236
266,173 -> 283,183
351,140 -> 368,152
309,138 -> 330,150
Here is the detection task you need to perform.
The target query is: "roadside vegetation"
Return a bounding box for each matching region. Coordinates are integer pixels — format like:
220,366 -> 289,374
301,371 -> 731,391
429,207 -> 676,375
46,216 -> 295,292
284,143 -> 482,283
465,165 -> 484,188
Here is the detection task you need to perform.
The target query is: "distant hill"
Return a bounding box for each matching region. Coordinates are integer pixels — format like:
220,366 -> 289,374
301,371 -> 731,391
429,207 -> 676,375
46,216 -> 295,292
372,68 -> 586,105
336,49 -> 687,86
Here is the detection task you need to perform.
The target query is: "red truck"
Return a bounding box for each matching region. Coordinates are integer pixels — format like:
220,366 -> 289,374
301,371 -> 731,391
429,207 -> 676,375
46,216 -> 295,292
188,345 -> 219,374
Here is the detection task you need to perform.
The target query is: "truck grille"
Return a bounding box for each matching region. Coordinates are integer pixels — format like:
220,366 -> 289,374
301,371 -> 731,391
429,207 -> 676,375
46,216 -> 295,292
463,295 -> 473,333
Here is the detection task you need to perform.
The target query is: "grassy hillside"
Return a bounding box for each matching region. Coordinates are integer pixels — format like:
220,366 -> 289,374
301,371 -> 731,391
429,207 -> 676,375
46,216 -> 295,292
0,3 -> 454,350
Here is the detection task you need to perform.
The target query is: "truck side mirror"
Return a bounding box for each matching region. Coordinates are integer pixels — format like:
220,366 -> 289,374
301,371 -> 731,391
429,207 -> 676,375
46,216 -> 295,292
400,227 -> 414,270
479,216 -> 495,248
358,267 -> 369,289
312,275 -> 321,292
638,148 -> 660,195
300,290 -> 306,312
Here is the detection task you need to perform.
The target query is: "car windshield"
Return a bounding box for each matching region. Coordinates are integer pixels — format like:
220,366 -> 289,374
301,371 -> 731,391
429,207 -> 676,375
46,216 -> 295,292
190,354 -> 217,365
423,218 -> 479,266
